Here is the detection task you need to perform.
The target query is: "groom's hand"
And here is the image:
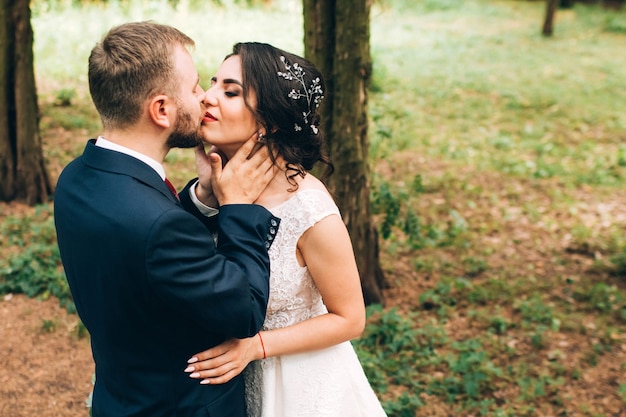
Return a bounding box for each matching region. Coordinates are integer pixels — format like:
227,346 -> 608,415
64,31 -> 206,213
184,336 -> 263,385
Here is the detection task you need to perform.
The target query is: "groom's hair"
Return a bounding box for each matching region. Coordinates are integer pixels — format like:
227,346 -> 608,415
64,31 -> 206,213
88,21 -> 195,130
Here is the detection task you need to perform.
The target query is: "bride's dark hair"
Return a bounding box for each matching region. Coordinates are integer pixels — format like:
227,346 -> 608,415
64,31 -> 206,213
229,42 -> 334,190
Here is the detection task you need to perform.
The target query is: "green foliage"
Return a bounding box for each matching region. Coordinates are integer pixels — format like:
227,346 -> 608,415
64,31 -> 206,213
436,339 -> 503,401
54,88 -> 76,107
571,280 -> 626,324
371,175 -> 471,249
354,306 -> 512,415
488,315 -> 511,335
353,306 -> 437,415
619,383 -> 626,404
610,244 -> 626,276
515,296 -> 558,329
0,205 -> 74,312
604,11 -> 626,34
371,180 -> 402,240
379,392 -> 424,417
588,283 -> 625,314
41,318 -> 57,333
517,373 -> 564,402
40,98 -> 101,132
462,256 -> 488,277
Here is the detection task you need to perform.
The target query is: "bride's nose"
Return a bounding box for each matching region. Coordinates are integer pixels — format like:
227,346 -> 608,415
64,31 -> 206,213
203,88 -> 218,107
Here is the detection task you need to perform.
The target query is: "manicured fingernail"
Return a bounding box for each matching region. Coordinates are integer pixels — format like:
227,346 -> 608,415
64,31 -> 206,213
189,372 -> 200,378
187,357 -> 198,364
184,366 -> 194,373
200,379 -> 210,385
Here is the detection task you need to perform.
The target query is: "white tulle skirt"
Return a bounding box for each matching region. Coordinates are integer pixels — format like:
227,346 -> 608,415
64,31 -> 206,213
244,341 -> 388,417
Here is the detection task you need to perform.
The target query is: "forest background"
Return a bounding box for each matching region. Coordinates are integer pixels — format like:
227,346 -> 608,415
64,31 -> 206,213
1,0 -> 626,416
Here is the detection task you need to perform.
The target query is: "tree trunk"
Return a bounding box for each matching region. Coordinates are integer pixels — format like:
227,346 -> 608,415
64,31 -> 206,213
542,0 -> 559,36
602,0 -> 624,9
303,0 -> 386,306
0,0 -> 51,204
0,0 -> 15,196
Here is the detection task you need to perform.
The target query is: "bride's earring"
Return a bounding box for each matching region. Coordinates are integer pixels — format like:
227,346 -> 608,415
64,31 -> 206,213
258,131 -> 266,143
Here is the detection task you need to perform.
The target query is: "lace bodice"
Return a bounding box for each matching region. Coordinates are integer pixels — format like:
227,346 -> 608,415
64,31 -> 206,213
262,188 -> 340,330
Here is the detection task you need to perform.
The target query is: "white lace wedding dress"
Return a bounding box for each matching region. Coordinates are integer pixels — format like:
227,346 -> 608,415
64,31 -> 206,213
244,188 -> 387,417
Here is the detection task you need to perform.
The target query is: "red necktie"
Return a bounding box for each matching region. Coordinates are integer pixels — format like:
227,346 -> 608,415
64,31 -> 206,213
164,178 -> 179,201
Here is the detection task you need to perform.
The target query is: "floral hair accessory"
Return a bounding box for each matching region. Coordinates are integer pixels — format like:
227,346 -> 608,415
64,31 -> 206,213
277,55 -> 324,134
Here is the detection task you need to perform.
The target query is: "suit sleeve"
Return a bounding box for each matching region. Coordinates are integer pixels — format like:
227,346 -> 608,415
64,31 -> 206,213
145,204 -> 279,339
179,178 -> 217,232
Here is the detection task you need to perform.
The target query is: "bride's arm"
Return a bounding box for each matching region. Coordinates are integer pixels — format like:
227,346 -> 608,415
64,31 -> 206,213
264,213 -> 366,351
184,213 -> 366,384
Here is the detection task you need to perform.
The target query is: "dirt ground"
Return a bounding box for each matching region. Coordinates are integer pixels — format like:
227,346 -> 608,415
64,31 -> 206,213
0,293 -> 93,417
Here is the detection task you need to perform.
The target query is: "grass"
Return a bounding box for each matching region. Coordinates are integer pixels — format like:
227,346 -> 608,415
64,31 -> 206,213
370,1 -> 626,188
2,0 -> 626,415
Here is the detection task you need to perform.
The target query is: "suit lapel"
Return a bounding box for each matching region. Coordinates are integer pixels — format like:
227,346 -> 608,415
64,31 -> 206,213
81,139 -> 180,203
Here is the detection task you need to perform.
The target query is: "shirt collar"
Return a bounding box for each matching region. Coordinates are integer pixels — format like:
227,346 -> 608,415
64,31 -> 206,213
95,136 -> 166,180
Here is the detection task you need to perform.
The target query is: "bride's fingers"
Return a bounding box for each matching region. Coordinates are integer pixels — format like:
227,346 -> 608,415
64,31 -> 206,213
189,361 -> 239,382
185,357 -> 226,376
229,135 -> 260,162
189,363 -> 229,379
200,368 -> 240,385
251,151 -> 280,178
186,355 -> 228,373
247,141 -> 266,160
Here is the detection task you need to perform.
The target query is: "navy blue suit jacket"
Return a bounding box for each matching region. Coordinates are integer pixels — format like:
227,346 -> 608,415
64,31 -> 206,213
54,140 -> 279,417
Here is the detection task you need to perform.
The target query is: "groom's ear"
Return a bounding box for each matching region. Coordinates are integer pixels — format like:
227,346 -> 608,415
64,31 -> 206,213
148,95 -> 172,128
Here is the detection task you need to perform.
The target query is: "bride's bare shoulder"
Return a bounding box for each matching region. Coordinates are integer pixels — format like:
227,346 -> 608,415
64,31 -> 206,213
299,174 -> 331,195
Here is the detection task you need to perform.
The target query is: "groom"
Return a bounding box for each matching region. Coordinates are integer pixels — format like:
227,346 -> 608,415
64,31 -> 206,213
54,22 -> 278,417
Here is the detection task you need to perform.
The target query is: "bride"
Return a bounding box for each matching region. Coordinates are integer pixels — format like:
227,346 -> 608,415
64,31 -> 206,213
185,41 -> 388,417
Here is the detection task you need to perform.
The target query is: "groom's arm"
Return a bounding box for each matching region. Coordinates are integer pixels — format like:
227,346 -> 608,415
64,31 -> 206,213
146,205 -> 279,339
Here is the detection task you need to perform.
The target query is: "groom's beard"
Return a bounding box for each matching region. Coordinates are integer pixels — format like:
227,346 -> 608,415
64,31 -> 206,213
166,107 -> 203,149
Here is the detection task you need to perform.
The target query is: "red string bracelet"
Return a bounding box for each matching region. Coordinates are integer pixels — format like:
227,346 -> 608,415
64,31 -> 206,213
258,332 -> 267,359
